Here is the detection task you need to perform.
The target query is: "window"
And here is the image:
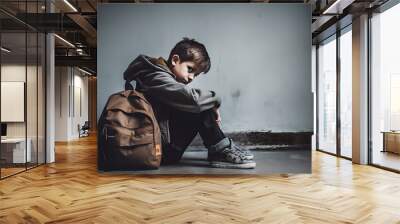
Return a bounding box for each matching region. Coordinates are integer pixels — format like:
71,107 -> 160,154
318,35 -> 337,155
370,2 -> 400,171
339,27 -> 352,158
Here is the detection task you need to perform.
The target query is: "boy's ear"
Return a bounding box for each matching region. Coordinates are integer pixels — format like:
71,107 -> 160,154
171,54 -> 180,66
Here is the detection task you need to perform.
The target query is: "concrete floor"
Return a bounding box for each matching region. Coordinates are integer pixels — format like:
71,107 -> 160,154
118,147 -> 311,175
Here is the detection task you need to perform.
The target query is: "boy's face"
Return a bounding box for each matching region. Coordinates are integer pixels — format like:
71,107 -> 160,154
171,55 -> 199,84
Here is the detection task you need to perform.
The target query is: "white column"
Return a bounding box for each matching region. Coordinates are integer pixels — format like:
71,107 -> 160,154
352,14 -> 369,164
46,33 -> 55,163
46,1 -> 55,163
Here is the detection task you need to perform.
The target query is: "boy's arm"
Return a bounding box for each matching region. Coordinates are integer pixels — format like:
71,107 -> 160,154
137,72 -> 221,113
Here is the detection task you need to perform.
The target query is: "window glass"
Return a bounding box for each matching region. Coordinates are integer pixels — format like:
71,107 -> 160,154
371,3 -> 400,171
318,36 -> 337,154
340,28 -> 352,158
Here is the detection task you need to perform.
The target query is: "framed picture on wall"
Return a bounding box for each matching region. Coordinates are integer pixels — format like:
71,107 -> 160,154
1,81 -> 25,122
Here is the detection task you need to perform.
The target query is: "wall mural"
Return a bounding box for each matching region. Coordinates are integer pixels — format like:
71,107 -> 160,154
97,3 -> 312,174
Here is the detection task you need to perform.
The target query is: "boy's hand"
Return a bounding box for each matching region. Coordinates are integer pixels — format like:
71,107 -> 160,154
213,107 -> 221,126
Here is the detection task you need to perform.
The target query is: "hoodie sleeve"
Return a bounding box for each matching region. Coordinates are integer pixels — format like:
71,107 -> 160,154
137,72 -> 221,113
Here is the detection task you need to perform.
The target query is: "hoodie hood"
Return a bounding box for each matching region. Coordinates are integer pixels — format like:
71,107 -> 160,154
123,55 -> 175,83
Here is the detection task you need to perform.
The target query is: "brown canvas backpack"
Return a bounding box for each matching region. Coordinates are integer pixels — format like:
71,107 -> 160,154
98,89 -> 162,171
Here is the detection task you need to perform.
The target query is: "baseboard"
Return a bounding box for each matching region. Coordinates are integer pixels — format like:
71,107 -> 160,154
189,131 -> 312,150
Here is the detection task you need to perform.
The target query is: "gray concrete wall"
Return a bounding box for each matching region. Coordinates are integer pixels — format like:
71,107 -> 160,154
98,3 -> 312,132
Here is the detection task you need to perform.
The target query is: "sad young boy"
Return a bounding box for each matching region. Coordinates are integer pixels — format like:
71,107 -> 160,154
123,38 -> 256,169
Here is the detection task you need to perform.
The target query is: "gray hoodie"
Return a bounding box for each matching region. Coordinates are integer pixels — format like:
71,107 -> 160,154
123,54 -> 221,146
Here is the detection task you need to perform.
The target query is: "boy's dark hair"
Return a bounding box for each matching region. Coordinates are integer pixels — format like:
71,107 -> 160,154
167,37 -> 211,75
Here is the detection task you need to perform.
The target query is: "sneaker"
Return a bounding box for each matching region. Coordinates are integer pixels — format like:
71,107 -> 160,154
230,138 -> 254,160
207,138 -> 254,161
207,137 -> 256,169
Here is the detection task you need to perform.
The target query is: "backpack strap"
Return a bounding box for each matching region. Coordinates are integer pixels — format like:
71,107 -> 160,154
119,87 -> 151,108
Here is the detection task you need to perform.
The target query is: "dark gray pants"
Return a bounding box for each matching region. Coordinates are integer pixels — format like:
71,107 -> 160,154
162,108 -> 226,164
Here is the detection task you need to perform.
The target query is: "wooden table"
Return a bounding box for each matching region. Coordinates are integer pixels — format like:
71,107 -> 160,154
382,131 -> 400,154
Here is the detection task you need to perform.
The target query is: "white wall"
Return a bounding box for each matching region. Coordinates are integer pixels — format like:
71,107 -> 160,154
55,67 -> 89,141
55,67 -> 68,141
1,64 -> 46,163
72,72 -> 89,138
1,65 -> 41,137
1,65 -> 27,139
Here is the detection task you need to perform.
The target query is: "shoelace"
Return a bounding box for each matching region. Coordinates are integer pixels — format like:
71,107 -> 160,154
229,138 -> 251,157
221,141 -> 248,160
234,144 -> 252,156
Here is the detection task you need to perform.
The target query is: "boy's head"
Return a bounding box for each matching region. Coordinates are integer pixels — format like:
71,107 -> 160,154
167,38 -> 211,84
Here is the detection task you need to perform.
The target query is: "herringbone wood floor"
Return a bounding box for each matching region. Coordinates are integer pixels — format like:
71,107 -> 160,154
1,135 -> 400,224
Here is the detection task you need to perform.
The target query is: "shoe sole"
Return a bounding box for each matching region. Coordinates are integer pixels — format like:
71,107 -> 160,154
243,155 -> 254,160
209,161 -> 256,169
207,155 -> 254,161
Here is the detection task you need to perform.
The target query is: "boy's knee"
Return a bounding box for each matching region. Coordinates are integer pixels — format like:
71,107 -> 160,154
200,109 -> 218,127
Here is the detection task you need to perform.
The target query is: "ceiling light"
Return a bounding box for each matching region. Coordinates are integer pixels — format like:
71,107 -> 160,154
322,0 -> 342,14
1,47 -> 11,53
77,67 -> 93,76
54,34 -> 75,48
322,0 -> 355,15
63,0 -> 78,12
76,48 -> 85,55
